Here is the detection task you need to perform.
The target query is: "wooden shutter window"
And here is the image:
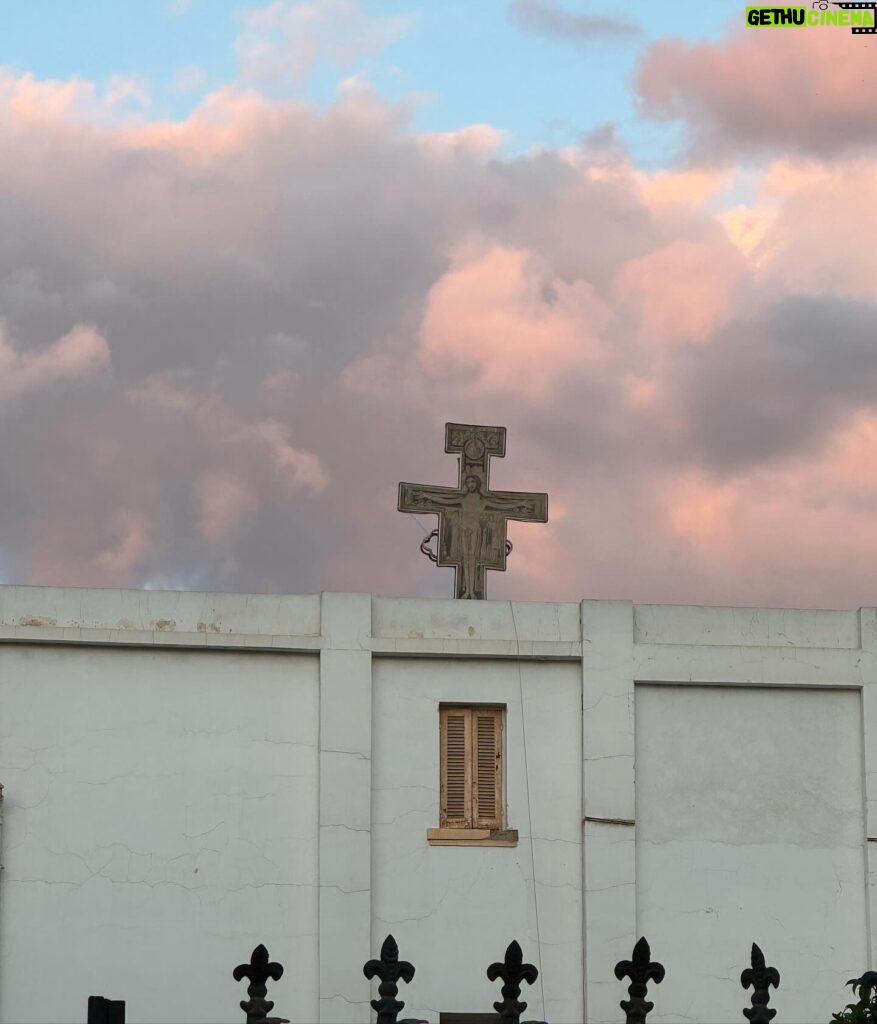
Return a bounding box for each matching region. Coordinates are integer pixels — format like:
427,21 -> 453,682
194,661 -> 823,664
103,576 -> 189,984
441,708 -> 471,827
440,706 -> 503,829
474,709 -> 503,829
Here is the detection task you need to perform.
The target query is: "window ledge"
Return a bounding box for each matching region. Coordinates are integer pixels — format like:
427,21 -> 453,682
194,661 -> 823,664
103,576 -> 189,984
426,827 -> 518,847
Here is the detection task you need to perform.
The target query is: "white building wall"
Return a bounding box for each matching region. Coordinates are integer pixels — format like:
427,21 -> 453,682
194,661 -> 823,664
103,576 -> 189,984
0,586 -> 871,1023
636,684 -> 867,1023
371,657 -> 582,1023
0,644 -> 320,1024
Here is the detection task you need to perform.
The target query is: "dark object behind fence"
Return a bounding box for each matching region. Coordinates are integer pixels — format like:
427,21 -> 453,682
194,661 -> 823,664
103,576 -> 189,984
86,996 -> 125,1024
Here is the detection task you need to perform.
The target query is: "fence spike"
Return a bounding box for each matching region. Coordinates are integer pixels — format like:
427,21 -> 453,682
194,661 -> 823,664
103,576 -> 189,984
233,944 -> 289,1024
741,942 -> 780,1022
614,936 -> 665,1024
364,933 -> 421,1024
486,940 -> 539,1023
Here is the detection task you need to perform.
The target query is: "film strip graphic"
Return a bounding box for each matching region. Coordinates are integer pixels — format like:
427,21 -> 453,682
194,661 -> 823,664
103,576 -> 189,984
832,1 -> 877,32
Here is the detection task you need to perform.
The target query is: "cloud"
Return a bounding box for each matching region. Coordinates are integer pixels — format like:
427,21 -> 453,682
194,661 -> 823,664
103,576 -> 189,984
654,409 -> 877,606
6,64 -> 877,606
0,323 -> 110,408
0,70 -> 152,127
96,509 -> 151,574
678,295 -> 877,470
417,125 -> 506,160
510,0 -> 640,41
127,375 -> 328,495
236,0 -> 414,89
417,240 -> 611,400
198,472 -> 259,544
637,28 -> 877,158
616,239 -> 743,345
105,74 -> 151,112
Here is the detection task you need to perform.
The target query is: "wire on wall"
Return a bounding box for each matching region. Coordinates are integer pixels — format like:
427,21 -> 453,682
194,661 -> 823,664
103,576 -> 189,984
510,601 -> 547,1018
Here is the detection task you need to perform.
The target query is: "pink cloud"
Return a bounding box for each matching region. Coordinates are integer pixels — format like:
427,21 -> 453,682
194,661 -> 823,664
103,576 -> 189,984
247,420 -> 329,494
636,166 -> 731,208
25,505 -> 152,588
418,241 -> 611,400
0,72 -> 95,123
96,509 -> 151,574
6,61 -> 877,607
0,323 -> 110,407
638,28 -> 877,157
651,411 -> 877,605
417,124 -> 506,160
198,472 -> 259,544
747,159 -> 877,298
665,474 -> 738,555
0,70 -> 150,127
128,376 -> 328,496
616,240 -> 743,344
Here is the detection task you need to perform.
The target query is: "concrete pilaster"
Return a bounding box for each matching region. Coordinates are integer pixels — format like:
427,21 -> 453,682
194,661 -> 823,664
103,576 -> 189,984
319,593 -> 373,1023
581,600 -> 636,1024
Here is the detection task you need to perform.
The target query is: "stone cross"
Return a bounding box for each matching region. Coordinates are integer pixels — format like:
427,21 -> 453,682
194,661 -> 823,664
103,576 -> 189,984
398,423 -> 548,600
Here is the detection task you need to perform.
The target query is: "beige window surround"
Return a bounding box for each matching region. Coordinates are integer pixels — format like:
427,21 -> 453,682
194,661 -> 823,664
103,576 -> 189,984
426,826 -> 519,847
432,705 -> 515,846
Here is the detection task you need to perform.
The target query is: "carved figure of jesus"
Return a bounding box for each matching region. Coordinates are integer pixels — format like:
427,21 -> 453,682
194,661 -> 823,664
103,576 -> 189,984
398,423 -> 548,600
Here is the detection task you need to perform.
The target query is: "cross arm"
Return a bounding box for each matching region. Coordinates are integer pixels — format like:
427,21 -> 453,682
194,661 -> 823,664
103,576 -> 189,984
398,482 -> 462,515
483,490 -> 548,522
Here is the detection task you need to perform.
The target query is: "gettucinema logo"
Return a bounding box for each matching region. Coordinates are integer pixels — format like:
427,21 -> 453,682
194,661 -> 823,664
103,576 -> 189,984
746,2 -> 877,32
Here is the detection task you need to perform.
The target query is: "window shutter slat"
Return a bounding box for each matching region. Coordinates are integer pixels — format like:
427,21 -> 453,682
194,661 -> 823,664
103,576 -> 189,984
441,709 -> 471,826
474,709 -> 502,828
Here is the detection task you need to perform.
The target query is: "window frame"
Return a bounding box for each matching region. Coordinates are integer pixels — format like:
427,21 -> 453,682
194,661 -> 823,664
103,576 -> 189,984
428,704 -> 517,847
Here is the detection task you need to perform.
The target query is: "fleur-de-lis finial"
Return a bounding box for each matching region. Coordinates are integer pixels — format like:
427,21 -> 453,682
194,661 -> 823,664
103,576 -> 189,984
233,944 -> 289,1024
363,934 -> 417,1024
741,943 -> 780,1023
614,937 -> 665,1024
486,940 -> 539,1023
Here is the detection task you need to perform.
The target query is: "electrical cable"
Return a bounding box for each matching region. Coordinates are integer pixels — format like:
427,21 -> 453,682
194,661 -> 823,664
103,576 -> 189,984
510,600 -> 546,1019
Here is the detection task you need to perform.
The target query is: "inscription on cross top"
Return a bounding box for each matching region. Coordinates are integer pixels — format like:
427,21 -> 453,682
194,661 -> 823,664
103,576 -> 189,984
398,423 -> 548,600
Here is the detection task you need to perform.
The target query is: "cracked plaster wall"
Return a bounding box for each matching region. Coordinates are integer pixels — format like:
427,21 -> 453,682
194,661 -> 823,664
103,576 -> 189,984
0,588 -> 874,1024
371,657 -> 583,1023
0,645 -> 320,1024
635,684 -> 867,1023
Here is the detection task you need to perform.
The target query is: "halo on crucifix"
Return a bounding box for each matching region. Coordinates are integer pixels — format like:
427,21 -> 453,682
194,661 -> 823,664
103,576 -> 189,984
398,423 -> 548,600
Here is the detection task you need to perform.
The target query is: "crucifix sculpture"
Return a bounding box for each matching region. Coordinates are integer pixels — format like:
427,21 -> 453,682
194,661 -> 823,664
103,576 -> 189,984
398,423 -> 548,600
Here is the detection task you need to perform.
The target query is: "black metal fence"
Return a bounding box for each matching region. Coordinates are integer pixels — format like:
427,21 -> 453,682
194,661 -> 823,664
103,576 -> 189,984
85,930 -> 827,1024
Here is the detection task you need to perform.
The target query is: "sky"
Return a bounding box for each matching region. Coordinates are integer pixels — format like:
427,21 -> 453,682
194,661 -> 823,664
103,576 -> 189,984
0,1 -> 733,161
2,0 -> 877,607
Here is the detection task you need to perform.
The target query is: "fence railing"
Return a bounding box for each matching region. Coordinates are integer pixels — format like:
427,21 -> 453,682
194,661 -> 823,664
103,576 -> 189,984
85,932 -> 838,1023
